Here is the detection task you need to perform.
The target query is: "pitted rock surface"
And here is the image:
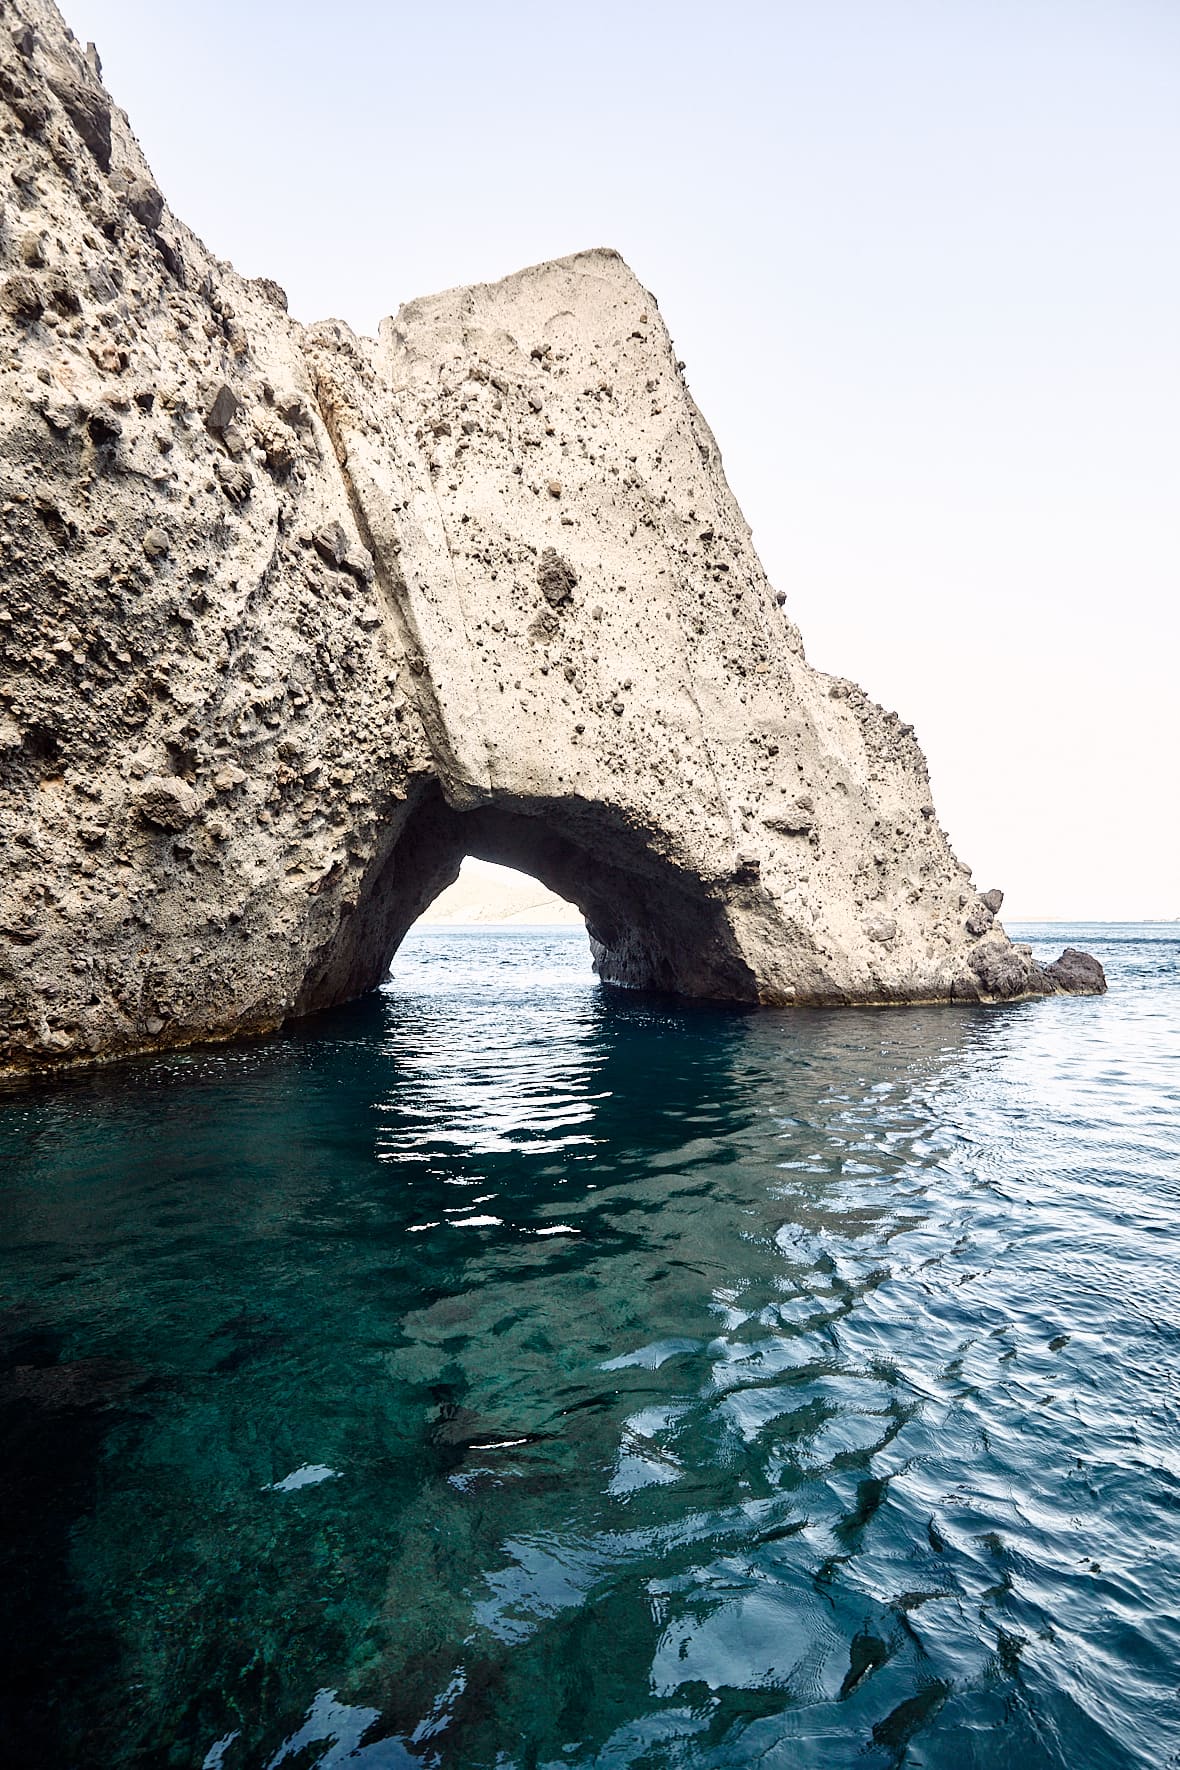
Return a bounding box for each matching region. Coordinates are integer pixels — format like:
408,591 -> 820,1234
0,0 -> 1104,1076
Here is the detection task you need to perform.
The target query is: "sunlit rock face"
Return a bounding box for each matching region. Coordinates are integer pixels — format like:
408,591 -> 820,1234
0,0 -> 1103,1076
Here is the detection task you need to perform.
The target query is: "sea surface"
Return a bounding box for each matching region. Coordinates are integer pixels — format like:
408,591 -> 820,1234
1,923 -> 1178,1769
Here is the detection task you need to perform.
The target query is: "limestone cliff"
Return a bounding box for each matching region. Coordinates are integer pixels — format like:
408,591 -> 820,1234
0,0 -> 1103,1077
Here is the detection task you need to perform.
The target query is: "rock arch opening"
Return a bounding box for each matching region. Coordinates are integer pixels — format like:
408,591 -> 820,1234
292,784 -> 762,1018
410,857 -> 584,933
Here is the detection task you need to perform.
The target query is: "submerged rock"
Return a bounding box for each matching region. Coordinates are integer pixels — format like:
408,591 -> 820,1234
0,0 -> 1104,1077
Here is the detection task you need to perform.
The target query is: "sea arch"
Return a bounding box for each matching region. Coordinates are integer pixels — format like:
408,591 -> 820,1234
0,10 -> 1104,1081
291,783 -> 762,1016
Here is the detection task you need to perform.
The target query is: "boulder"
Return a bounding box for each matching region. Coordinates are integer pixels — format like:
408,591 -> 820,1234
1044,948 -> 1108,995
968,938 -> 1036,999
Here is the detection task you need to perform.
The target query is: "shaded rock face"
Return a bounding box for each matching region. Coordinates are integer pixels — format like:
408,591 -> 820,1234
0,0 -> 1104,1077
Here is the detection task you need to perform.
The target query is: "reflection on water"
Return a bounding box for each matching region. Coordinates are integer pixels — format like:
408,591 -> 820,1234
1,924 -> 1178,1768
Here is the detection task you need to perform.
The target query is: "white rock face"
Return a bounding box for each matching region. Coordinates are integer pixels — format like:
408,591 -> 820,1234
0,0 -> 1103,1076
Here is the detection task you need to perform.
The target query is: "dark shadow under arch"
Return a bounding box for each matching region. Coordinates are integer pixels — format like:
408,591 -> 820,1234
293,784 -> 761,1017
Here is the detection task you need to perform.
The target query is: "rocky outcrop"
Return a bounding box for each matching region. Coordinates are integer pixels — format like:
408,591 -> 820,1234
0,0 -> 1103,1077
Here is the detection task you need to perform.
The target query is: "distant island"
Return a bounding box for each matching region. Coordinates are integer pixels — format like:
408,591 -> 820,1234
419,861 -> 583,927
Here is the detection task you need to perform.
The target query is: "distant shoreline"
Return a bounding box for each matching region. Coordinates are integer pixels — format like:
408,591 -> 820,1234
409,917 -> 1177,931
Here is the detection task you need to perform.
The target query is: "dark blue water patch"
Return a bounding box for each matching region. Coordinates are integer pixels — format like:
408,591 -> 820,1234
0,924 -> 1177,1768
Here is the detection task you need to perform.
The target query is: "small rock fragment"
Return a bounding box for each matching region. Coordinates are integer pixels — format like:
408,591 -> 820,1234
764,798 -> 814,836
134,775 -> 200,831
537,547 -> 577,607
255,413 -> 296,474
125,177 -> 164,230
1,275 -> 43,322
343,545 -> 374,582
313,523 -> 350,569
214,459 -> 253,504
205,384 -> 240,437
88,340 -> 127,374
44,270 -> 80,314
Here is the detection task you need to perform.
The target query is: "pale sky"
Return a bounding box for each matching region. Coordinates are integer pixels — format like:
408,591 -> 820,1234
67,0 -> 1179,917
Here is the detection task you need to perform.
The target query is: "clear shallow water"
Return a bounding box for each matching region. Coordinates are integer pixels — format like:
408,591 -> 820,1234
1,923 -> 1178,1769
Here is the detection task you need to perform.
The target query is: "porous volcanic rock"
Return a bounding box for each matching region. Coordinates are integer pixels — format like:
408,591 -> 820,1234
0,0 -> 1104,1076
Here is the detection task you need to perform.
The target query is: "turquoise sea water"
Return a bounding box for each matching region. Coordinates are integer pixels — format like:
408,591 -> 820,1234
1,923 -> 1178,1769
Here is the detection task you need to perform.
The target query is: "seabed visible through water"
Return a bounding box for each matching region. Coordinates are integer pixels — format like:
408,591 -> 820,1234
1,924 -> 1177,1768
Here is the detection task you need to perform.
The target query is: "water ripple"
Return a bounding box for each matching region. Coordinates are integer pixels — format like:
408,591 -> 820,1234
0,923 -> 1177,1767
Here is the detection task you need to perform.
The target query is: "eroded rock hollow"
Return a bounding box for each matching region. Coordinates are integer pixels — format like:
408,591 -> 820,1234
0,0 -> 1104,1076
